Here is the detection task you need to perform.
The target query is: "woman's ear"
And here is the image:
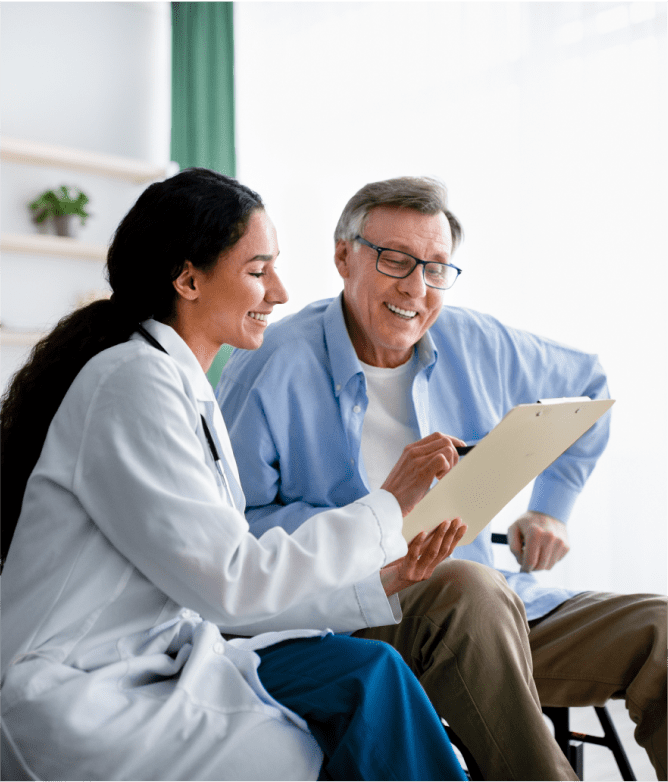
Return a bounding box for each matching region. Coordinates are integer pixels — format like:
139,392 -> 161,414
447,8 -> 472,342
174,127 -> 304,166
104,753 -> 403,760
173,261 -> 199,301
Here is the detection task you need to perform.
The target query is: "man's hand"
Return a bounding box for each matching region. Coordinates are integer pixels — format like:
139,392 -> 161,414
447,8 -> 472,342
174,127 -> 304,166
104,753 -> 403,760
380,518 -> 467,597
508,511 -> 570,572
381,432 -> 466,517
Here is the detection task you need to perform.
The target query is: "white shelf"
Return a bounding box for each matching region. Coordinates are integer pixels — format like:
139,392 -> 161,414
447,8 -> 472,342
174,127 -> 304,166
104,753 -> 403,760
0,328 -> 45,347
1,233 -> 107,261
1,136 -> 173,184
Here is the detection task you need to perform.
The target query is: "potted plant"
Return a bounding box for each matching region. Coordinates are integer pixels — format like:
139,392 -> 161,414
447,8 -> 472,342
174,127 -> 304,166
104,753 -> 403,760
29,185 -> 91,237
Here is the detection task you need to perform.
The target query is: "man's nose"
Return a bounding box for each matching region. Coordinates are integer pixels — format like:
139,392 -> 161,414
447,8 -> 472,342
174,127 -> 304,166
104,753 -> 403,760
397,264 -> 427,297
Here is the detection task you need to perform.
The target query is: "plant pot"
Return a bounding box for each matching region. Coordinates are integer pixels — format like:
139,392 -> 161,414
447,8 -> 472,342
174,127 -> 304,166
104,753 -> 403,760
53,215 -> 75,237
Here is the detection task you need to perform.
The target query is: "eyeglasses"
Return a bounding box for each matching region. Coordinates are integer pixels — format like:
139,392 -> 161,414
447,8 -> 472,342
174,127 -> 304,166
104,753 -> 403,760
355,235 -> 462,290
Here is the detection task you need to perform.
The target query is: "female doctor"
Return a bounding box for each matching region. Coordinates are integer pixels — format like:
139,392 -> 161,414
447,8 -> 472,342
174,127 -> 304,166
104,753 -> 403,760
1,168 -> 468,781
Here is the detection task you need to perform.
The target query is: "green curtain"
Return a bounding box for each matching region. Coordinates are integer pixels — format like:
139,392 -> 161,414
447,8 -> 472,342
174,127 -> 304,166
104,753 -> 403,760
171,2 -> 236,386
171,2 -> 235,176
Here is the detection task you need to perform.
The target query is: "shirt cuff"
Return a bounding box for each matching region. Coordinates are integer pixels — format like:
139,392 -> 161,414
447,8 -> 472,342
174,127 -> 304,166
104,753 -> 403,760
529,475 -> 580,524
354,572 -> 403,627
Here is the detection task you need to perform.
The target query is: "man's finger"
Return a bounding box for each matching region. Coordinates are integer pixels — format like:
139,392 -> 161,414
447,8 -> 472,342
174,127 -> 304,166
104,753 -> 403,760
543,539 -> 566,571
508,525 -> 525,566
428,451 -> 458,479
403,433 -> 466,461
540,538 -> 558,570
416,431 -> 467,448
520,535 -> 540,572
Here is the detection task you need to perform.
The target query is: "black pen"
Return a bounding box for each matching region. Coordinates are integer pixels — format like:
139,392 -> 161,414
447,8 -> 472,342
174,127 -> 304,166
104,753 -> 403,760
456,444 -> 475,456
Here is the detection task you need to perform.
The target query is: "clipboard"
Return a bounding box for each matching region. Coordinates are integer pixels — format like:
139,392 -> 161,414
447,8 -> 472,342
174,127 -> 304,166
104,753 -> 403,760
402,397 -> 615,545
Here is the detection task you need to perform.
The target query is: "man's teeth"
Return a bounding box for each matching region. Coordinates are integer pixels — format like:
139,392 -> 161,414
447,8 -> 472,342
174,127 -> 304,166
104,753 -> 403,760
386,303 -> 417,319
249,312 -> 268,321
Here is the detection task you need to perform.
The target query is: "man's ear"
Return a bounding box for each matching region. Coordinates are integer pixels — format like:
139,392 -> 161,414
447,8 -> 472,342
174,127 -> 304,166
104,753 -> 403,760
334,239 -> 351,279
173,260 -> 199,301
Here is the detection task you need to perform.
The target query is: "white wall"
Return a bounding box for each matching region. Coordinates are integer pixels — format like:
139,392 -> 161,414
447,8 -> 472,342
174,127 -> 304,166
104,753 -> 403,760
234,2 -> 667,597
0,1 -> 172,389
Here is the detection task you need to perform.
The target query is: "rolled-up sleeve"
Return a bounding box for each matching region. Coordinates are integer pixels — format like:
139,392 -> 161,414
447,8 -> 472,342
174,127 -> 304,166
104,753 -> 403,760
469,314 -> 611,523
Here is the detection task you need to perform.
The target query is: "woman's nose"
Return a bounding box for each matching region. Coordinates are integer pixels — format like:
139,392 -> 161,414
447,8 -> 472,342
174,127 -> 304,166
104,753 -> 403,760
267,269 -> 289,304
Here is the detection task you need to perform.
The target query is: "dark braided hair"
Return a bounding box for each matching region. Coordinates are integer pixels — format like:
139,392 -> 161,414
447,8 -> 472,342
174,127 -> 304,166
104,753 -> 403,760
1,168 -> 263,569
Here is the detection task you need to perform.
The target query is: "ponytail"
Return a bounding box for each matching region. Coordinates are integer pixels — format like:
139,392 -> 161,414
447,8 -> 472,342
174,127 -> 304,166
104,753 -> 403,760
0,298 -> 137,567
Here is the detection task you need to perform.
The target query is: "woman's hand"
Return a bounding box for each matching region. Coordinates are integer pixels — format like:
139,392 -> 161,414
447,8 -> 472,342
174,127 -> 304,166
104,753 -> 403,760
381,432 -> 466,517
380,518 -> 467,597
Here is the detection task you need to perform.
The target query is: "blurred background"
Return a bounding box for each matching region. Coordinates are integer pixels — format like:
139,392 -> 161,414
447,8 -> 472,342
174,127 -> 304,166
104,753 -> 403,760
1,2 -> 666,605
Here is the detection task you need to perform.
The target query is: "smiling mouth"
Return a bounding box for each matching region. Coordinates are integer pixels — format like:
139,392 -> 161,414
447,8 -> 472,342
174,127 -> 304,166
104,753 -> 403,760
248,312 -> 269,322
385,302 -> 418,320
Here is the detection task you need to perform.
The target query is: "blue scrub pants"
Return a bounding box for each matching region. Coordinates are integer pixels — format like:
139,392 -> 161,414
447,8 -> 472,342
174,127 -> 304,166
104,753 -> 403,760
257,634 -> 467,781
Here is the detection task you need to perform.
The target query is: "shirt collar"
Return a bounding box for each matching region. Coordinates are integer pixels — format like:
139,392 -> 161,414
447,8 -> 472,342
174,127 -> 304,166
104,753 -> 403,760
135,318 -> 215,402
323,295 -> 364,397
323,294 -> 439,395
417,323 -> 438,375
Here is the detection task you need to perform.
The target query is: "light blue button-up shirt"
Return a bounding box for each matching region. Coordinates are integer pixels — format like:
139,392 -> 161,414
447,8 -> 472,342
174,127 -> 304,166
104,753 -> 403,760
217,296 -> 611,620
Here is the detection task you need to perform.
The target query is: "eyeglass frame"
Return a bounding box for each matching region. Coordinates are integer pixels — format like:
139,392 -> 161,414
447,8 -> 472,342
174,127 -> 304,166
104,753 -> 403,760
354,235 -> 462,290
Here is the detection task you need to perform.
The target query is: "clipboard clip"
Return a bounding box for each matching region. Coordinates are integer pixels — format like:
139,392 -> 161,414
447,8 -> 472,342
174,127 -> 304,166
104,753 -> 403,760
536,396 -> 591,416
536,396 -> 591,404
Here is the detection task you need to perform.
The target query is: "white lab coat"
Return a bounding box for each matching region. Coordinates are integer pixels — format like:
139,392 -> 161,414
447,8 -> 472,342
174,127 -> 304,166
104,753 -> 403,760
1,319 -> 407,781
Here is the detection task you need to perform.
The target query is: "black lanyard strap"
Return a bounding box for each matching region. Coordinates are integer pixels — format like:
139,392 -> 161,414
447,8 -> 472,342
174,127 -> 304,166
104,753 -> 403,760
200,416 -> 221,462
137,324 -> 168,354
136,324 -> 221,463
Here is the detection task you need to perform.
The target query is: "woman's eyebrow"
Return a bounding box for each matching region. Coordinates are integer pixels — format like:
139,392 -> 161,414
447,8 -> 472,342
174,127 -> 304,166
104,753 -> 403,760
245,252 -> 279,263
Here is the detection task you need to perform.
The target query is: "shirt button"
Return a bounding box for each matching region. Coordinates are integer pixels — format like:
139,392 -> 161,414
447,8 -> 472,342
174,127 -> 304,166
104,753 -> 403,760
335,383 -> 342,392
350,458 -> 355,465
353,405 -> 361,413
213,642 -> 225,655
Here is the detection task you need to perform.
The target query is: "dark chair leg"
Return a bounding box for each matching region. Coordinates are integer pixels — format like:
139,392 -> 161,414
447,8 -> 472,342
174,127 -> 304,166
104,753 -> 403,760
542,706 -> 584,779
443,725 -> 484,781
594,706 -> 636,781
543,704 -> 637,781
570,743 -> 585,780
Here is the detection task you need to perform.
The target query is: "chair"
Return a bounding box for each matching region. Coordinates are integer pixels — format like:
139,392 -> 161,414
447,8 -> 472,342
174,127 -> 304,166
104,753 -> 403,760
541,703 -> 637,781
484,531 -> 637,781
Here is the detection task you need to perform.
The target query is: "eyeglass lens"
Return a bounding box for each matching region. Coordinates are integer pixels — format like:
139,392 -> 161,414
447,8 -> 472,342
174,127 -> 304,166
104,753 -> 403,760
377,249 -> 456,289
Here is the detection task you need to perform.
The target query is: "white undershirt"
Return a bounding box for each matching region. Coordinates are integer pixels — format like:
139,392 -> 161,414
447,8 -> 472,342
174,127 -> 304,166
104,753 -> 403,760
360,354 -> 419,491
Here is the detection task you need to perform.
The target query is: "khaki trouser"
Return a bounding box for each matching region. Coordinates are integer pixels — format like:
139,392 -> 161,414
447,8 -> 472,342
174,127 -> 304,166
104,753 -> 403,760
354,559 -> 667,781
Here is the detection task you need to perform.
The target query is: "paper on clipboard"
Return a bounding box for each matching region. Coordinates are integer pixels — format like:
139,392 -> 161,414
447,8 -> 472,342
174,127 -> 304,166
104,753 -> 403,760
402,397 -> 615,545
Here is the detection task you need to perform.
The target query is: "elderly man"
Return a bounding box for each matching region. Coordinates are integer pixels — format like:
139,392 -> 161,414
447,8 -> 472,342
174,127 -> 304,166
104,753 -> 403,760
217,177 -> 666,781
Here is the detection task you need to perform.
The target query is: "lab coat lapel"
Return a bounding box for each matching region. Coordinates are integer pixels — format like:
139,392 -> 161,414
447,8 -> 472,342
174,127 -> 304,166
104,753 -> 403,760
135,320 -> 246,512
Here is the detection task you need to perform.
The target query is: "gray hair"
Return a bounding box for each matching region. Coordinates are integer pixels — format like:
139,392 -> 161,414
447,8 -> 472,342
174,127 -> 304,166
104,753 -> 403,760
334,176 -> 463,252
